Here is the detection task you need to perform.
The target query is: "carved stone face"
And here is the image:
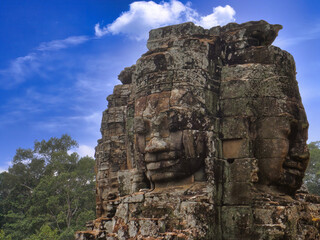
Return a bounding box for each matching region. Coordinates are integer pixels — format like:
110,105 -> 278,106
134,89 -> 208,183
255,106 -> 309,192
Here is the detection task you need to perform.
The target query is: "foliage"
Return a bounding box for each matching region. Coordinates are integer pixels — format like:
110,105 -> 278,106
0,230 -> 12,240
0,135 -> 95,240
304,141 -> 320,195
26,225 -> 59,240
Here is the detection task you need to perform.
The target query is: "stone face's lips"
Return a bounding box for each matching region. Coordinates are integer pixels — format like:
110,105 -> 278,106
146,159 -> 179,171
283,155 -> 309,177
285,168 -> 304,177
145,151 -> 180,163
283,160 -> 304,171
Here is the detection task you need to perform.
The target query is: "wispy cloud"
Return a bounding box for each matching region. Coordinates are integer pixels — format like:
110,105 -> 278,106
37,36 -> 89,51
0,1 -> 236,88
95,0 -> 236,40
0,86 -> 66,126
0,161 -> 11,173
68,112 -> 102,132
274,23 -> 320,48
0,53 -> 40,87
33,111 -> 101,135
0,35 -> 90,88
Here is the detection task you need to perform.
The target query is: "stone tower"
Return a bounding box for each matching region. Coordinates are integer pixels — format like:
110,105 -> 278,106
76,20 -> 320,240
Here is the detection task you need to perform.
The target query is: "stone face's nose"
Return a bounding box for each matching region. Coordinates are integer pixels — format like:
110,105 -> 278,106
145,137 -> 168,153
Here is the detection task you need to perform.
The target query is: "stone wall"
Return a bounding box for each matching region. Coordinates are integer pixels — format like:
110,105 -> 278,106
76,21 -> 320,240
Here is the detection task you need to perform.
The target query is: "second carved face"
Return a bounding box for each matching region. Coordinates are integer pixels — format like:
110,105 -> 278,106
255,104 -> 309,192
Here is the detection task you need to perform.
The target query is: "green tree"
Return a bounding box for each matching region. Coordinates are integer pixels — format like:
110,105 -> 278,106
0,135 -> 95,240
26,224 -> 59,240
0,230 -> 12,240
304,141 -> 320,195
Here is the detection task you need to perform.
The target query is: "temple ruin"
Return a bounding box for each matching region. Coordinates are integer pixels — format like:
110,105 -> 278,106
76,20 -> 320,240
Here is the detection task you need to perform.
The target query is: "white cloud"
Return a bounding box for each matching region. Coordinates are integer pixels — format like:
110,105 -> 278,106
37,36 -> 89,51
195,5 -> 235,29
1,1 -> 236,88
69,144 -> 95,158
95,0 -> 236,40
78,145 -> 95,158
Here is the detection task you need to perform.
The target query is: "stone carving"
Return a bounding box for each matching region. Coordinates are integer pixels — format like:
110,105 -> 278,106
76,20 -> 320,240
135,90 -> 209,184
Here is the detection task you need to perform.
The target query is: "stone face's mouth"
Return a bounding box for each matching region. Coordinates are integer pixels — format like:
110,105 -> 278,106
284,168 -> 304,177
145,151 -> 181,163
283,153 -> 309,176
283,160 -> 304,171
146,159 -> 179,171
145,151 -> 182,172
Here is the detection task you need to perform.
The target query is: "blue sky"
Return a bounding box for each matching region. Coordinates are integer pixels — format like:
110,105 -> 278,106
0,0 -> 319,172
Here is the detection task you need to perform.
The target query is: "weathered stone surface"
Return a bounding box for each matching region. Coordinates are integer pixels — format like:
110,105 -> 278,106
76,20 -> 320,240
118,65 -> 136,84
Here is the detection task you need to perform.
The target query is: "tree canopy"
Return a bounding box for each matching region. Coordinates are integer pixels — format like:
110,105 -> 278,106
0,135 -> 95,240
304,141 -> 320,195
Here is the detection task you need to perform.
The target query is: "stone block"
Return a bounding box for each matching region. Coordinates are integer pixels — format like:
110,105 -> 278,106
147,22 -> 207,51
128,220 -> 139,238
123,193 -> 144,203
255,116 -> 291,139
221,206 -> 253,239
225,158 -> 259,183
222,182 -> 254,205
117,170 -> 134,196
114,202 -> 129,220
172,69 -> 210,88
222,138 -> 253,159
220,98 -> 253,117
221,63 -> 276,82
139,219 -> 160,237
254,138 -> 288,159
221,117 -> 250,139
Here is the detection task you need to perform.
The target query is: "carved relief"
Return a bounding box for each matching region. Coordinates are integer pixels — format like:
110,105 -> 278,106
76,21 -> 320,240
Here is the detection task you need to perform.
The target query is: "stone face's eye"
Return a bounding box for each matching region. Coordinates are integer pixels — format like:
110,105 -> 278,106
134,118 -> 146,134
